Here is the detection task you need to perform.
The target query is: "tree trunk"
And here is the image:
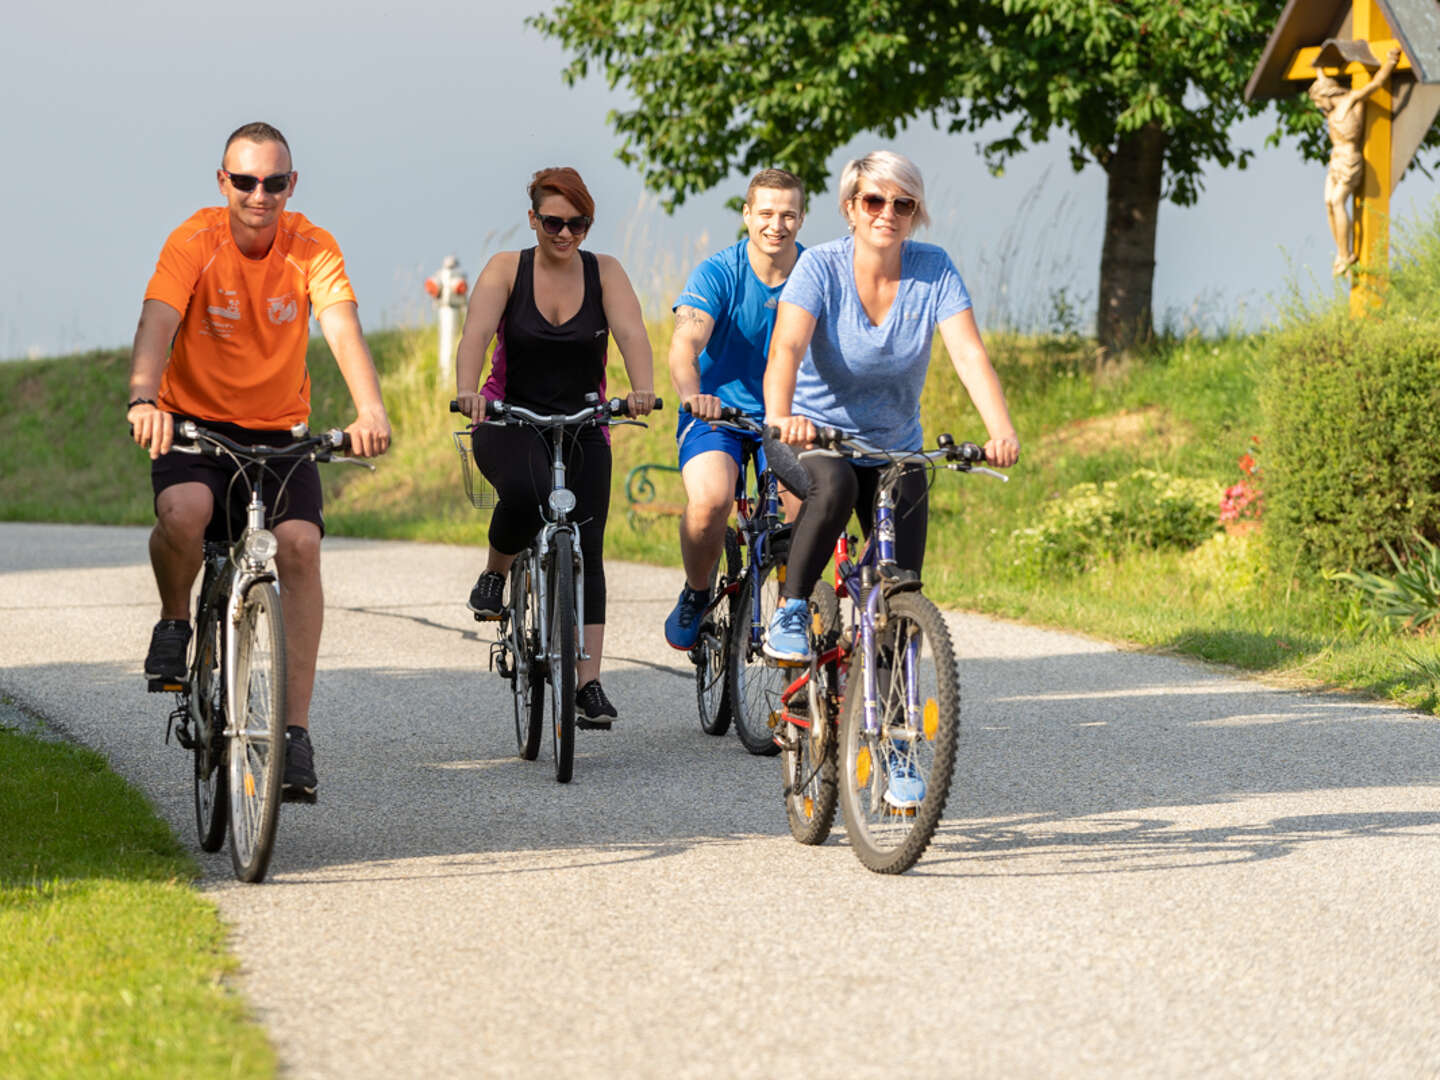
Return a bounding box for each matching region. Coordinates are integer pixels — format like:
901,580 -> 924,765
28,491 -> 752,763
1097,122 -> 1167,356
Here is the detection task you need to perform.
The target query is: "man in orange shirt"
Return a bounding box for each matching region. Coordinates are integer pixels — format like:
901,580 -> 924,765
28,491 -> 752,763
126,121 -> 391,802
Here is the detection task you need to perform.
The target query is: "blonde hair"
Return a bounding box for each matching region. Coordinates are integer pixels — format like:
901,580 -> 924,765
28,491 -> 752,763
837,150 -> 930,229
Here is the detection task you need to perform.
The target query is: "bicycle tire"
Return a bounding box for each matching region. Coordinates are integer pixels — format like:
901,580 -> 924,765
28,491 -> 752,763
696,526 -> 741,736
228,580 -> 287,883
547,531 -> 577,783
838,590 -> 959,874
509,552 -> 543,760
780,579 -> 844,844
192,592 -> 228,853
727,560 -> 786,756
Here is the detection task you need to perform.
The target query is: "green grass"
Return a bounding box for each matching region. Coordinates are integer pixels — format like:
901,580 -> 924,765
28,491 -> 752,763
0,708 -> 274,1078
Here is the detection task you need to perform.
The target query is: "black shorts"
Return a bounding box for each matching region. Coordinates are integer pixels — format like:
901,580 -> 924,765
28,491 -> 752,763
150,418 -> 325,542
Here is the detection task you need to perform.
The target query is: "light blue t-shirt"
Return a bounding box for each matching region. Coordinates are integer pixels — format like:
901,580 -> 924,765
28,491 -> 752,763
673,239 -> 803,420
782,235 -> 972,451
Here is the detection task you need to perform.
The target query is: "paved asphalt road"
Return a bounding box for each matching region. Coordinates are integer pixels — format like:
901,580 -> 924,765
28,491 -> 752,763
3,522 -> 1439,1078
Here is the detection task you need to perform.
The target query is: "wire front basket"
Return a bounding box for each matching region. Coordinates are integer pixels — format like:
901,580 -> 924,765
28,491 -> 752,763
452,430 -> 498,510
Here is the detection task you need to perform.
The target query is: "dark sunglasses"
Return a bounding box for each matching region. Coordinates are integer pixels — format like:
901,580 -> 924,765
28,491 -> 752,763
856,192 -> 918,218
536,213 -> 593,235
223,170 -> 293,194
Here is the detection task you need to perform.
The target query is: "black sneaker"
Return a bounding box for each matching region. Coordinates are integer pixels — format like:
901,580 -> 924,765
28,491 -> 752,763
575,679 -> 618,731
144,619 -> 192,681
283,726 -> 318,804
467,570 -> 505,620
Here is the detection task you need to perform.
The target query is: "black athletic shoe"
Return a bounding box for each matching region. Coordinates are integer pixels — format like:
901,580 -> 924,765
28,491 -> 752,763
467,570 -> 506,620
283,726 -> 318,804
575,679 -> 618,730
144,619 -> 192,681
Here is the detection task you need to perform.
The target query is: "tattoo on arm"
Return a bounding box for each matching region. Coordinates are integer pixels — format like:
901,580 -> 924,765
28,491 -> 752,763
674,306 -> 706,330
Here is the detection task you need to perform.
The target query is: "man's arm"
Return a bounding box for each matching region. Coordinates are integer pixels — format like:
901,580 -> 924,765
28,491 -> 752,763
316,301 -> 391,458
667,305 -> 719,418
127,299 -> 182,459
1350,48 -> 1402,106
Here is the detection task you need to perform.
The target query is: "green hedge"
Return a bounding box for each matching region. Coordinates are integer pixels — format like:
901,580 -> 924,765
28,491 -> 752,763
1260,312 -> 1440,576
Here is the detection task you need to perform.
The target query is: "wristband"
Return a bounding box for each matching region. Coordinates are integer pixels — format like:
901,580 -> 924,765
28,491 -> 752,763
127,397 -> 157,410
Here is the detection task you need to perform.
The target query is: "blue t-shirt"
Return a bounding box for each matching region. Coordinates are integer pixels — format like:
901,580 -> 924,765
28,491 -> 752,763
782,235 -> 972,451
673,239 -> 803,420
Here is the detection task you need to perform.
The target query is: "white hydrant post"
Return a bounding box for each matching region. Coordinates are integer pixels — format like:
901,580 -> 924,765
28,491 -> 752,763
424,255 -> 468,376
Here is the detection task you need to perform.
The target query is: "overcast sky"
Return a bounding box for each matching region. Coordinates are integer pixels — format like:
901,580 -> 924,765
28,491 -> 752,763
3,0 -> 1438,361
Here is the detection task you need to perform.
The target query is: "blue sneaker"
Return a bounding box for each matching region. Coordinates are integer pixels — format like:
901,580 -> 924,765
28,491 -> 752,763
763,598 -> 812,662
664,584 -> 711,650
884,741 -> 926,808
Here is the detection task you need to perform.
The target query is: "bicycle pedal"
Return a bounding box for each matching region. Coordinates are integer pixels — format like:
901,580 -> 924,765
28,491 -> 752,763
147,677 -> 186,693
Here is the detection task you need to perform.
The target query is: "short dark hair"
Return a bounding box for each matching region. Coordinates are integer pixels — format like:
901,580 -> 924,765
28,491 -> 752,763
745,168 -> 805,208
528,166 -> 596,220
222,122 -> 291,164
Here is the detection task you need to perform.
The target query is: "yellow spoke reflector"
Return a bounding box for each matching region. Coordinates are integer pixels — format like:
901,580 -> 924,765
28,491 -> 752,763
803,796 -> 815,819
856,746 -> 871,786
776,564 -> 787,584
244,773 -> 256,797
923,699 -> 939,741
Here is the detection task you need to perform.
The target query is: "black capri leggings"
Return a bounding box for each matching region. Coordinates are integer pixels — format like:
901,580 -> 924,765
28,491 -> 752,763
471,423 -> 612,625
773,447 -> 929,603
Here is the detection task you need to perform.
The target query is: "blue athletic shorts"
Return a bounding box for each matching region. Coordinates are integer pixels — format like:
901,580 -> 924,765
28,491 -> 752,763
676,412 -> 766,473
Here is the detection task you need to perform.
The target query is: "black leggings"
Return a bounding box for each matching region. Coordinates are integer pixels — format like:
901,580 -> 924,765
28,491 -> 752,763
779,453 -> 929,602
471,423 -> 611,625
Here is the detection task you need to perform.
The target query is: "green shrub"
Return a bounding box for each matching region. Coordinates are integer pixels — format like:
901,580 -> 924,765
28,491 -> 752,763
1329,535 -> 1440,632
1011,468 -> 1220,576
1260,313 -> 1440,576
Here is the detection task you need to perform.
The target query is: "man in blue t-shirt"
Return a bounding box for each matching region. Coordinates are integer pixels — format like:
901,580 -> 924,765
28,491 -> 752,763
664,168 -> 805,650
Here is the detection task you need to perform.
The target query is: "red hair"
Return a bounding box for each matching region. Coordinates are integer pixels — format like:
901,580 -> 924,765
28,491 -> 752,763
528,167 -> 595,220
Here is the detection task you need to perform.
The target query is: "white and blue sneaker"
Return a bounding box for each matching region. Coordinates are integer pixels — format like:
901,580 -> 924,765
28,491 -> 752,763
883,741 -> 926,808
763,598 -> 812,663
664,584 -> 710,651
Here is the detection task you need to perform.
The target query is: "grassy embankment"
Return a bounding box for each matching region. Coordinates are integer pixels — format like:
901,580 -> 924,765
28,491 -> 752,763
3,304 -> 1433,712
0,705 -> 273,1077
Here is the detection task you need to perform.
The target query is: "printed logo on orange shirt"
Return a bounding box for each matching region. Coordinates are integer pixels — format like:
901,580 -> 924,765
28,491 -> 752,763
203,289 -> 241,339
267,293 -> 298,325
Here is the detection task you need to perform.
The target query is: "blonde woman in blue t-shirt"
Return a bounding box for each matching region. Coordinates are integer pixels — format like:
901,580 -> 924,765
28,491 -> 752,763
762,150 -> 1020,664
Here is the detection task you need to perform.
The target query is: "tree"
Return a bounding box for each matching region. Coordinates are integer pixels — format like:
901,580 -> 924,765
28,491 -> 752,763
531,0 -> 1292,353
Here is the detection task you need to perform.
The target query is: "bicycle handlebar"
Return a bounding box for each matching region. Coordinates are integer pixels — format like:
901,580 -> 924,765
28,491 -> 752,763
769,425 -> 989,467
681,402 -> 763,432
173,421 -> 352,460
449,396 -> 663,425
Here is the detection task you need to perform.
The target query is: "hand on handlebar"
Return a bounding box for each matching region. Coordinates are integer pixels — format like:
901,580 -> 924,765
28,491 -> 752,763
128,403 -> 174,460
625,390 -> 656,417
767,414 -> 816,447
455,391 -> 488,425
983,435 -> 1020,469
344,407 -> 392,459
681,393 -> 724,421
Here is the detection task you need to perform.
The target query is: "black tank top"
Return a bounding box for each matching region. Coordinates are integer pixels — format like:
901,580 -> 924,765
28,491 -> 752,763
482,247 -> 609,413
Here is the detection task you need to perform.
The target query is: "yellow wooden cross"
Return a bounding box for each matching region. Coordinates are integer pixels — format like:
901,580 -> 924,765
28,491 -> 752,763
1281,1 -> 1412,315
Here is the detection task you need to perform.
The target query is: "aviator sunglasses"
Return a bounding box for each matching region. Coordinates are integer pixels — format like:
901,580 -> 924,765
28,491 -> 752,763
222,170 -> 294,194
856,192 -> 918,218
535,213 -> 593,236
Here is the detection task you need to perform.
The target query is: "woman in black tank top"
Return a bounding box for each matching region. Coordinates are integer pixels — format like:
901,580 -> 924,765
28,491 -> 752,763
454,167 -> 656,726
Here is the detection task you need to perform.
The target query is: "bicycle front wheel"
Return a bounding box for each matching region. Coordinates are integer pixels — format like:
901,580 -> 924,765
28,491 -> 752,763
509,552 -> 543,760
838,591 -> 959,874
228,580 -> 287,883
546,531 -> 577,783
727,561 -> 785,756
192,600 -> 227,852
696,526 -> 741,736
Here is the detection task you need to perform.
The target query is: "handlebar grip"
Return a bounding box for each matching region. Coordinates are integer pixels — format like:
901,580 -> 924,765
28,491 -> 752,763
611,396 -> 664,418
957,442 -> 986,463
682,402 -> 743,421
449,400 -> 461,413
450,399 -> 503,418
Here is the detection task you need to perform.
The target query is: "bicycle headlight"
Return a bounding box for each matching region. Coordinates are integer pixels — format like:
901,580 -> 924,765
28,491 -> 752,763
548,488 -> 578,516
243,528 -> 279,563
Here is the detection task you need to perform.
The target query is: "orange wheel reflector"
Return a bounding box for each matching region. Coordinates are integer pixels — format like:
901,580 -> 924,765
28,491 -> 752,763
244,773 -> 255,797
856,747 -> 871,786
923,699 -> 940,741
776,564 -> 786,584
803,796 -> 815,819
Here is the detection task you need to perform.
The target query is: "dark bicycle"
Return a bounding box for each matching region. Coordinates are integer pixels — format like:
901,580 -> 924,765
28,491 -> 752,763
452,394 -> 660,783
150,421 -> 367,883
767,428 -> 1007,873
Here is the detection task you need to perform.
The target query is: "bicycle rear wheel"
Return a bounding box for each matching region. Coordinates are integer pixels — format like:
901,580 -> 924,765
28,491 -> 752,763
780,580 -> 843,844
192,595 -> 228,853
509,552 -> 543,760
546,531 -> 577,783
696,526 -> 741,736
228,580 -> 287,883
727,559 -> 785,756
838,591 -> 959,874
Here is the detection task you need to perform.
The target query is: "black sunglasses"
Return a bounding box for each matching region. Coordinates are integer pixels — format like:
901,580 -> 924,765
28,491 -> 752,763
536,213 -> 593,236
856,192 -> 918,218
223,170 -> 293,194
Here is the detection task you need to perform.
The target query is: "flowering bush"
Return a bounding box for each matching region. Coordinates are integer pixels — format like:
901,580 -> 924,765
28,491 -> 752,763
1012,468 -> 1221,577
1219,439 -> 1264,526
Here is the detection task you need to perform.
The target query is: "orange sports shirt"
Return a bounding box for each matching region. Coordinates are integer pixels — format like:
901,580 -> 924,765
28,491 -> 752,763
144,206 -> 358,429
